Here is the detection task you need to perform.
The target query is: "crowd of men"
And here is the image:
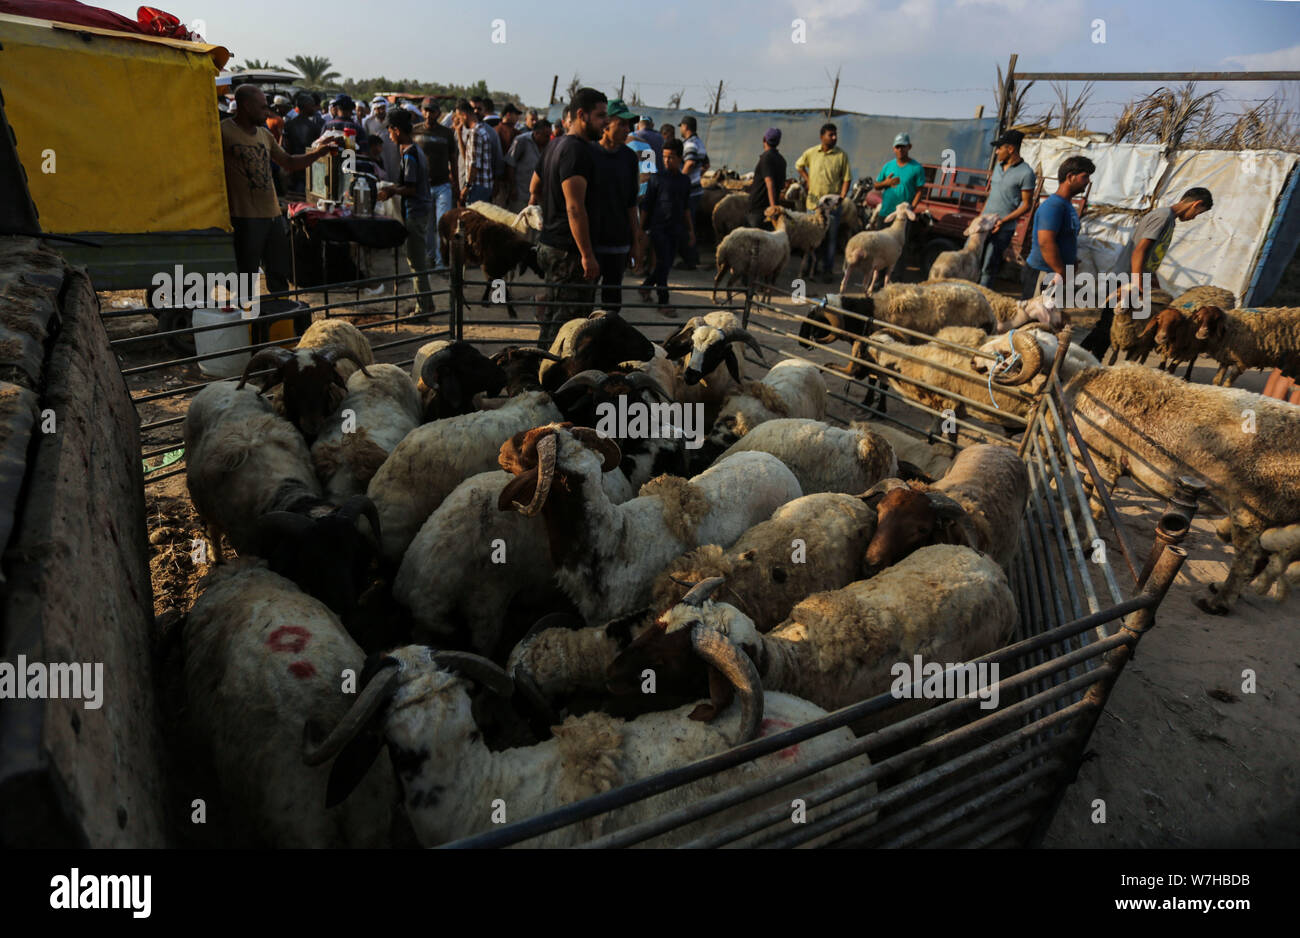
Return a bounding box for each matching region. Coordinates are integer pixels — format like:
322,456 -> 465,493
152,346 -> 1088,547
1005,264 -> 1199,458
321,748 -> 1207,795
217,82 -> 1215,359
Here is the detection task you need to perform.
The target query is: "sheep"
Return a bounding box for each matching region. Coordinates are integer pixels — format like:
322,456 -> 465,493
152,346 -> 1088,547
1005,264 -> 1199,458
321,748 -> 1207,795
537,311 -> 656,392
716,418 -> 897,495
412,340 -> 507,419
712,207 -> 790,304
835,197 -> 865,256
839,203 -> 917,294
468,199 -> 543,234
607,545 -> 1017,737
439,208 -> 543,318
779,180 -> 805,209
365,390 -> 563,561
693,358 -> 827,470
802,282 -> 997,349
772,197 -> 835,280
239,319 -> 375,439
711,192 -> 750,241
662,310 -> 766,428
1104,288 -> 1175,365
927,214 -> 998,282
855,421 -> 954,480
310,364 -> 422,498
184,382 -> 381,612
497,424 -> 803,626
1197,306 -> 1300,387
507,491 -> 881,709
392,465 -> 634,660
183,560 -> 396,847
303,643 -> 875,847
1062,363 -> 1300,613
492,345 -> 565,395
1139,286 -> 1237,377
862,443 -> 1029,575
1250,523 -> 1300,601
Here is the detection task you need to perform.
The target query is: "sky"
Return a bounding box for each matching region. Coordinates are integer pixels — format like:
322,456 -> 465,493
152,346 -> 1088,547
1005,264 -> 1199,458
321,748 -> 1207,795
99,0 -> 1300,124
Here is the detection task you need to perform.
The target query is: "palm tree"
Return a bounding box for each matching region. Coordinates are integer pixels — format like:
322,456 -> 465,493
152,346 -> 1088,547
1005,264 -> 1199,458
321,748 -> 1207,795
286,55 -> 341,89
240,58 -> 285,72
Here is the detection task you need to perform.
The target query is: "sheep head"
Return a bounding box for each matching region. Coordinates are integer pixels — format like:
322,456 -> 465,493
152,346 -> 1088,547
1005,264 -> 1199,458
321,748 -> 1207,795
554,369 -> 672,429
965,214 -> 998,237
664,315 -> 765,385
885,204 -> 917,226
497,423 -> 621,517
546,313 -> 655,391
1144,306 -> 1187,353
606,578 -> 765,745
1194,305 -> 1226,342
492,345 -> 563,395
977,330 -> 1045,387
862,482 -> 971,575
303,646 -> 512,809
253,494 -> 381,613
420,341 -> 507,419
239,344 -> 371,439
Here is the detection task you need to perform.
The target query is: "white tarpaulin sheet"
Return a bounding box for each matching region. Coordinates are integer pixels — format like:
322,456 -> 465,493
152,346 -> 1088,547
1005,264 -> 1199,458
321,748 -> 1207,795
1019,136 -> 1296,302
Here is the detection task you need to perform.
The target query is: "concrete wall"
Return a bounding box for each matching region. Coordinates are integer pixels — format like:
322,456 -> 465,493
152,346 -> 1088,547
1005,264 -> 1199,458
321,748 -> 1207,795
0,237 -> 165,847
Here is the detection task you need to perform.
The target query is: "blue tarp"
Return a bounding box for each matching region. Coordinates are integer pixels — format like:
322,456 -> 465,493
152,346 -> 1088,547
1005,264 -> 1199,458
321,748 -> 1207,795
545,106 -> 998,182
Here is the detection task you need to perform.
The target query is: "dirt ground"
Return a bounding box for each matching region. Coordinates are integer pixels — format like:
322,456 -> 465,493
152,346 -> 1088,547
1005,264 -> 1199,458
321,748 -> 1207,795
108,242 -> 1300,849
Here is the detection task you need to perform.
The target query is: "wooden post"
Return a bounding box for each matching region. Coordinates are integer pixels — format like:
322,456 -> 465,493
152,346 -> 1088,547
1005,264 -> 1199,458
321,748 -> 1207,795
974,104 -> 984,119
828,74 -> 840,117
991,53 -> 1017,172
619,75 -> 625,99
714,79 -> 724,115
549,75 -> 558,107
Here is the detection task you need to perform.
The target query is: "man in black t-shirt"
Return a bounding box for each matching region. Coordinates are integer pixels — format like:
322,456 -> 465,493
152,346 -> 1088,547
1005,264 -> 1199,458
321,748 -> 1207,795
530,87 -> 608,347
747,128 -> 787,229
589,98 -> 645,313
414,98 -> 458,270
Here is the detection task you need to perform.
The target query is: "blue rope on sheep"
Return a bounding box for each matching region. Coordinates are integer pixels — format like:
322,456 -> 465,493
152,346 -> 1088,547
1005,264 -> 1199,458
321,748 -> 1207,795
986,327 -> 1022,410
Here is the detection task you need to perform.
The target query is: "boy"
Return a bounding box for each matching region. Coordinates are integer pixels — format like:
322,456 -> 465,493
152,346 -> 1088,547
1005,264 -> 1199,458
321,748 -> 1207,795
639,139 -> 694,316
377,108 -> 434,317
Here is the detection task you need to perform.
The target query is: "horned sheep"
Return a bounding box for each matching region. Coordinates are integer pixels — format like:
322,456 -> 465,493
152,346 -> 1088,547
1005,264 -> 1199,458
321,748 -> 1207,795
693,358 -> 828,469
497,424 -> 803,625
304,644 -> 874,847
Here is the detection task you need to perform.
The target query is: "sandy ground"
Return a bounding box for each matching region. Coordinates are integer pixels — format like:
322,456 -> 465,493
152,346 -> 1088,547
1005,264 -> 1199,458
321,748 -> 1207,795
106,242 -> 1300,849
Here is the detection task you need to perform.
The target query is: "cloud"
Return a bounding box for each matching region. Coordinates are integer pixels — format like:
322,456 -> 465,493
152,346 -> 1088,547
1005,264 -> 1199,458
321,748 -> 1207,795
1222,42 -> 1300,69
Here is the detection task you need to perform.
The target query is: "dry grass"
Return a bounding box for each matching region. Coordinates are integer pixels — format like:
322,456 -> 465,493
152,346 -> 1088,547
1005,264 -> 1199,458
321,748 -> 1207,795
1109,83 -> 1300,152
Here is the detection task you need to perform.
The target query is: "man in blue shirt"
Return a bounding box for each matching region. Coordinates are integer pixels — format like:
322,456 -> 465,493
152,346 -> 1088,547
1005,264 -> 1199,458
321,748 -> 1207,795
639,139 -> 694,316
875,132 -> 926,223
979,129 -> 1036,287
1023,155 -> 1094,300
378,108 -> 434,317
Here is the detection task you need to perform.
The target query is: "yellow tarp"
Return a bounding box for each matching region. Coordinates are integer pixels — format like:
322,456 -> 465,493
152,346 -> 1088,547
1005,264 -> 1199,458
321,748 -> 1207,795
0,15 -> 232,233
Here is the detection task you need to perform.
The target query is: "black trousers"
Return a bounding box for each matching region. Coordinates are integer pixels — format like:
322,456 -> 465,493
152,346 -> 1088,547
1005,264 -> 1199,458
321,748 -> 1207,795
596,250 -> 627,312
231,215 -> 293,294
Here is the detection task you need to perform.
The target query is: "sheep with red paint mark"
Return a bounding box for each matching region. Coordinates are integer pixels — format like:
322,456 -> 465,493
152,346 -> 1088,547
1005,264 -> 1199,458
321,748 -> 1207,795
183,560 -> 397,848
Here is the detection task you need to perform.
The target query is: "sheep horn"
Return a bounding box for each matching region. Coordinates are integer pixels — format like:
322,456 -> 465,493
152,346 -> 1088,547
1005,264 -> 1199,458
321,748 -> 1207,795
431,650 -> 513,697
925,491 -> 968,521
681,576 -> 726,606
722,327 -> 766,362
336,494 -> 382,541
420,348 -> 452,390
238,347 -> 295,392
860,477 -> 910,499
689,624 -> 763,746
556,369 -> 610,395
513,431 -> 557,516
302,659 -> 401,765
619,371 -> 672,402
494,347 -> 563,364
992,332 -> 1044,386
322,348 -> 373,379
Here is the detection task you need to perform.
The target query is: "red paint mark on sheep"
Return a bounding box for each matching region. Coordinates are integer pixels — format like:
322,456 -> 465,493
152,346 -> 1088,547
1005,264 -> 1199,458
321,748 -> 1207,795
760,718 -> 800,760
288,661 -> 317,679
267,626 -> 310,653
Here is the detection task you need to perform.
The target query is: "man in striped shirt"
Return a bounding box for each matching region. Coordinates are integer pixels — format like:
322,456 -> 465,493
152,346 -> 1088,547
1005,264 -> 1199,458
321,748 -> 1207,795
455,99 -> 495,205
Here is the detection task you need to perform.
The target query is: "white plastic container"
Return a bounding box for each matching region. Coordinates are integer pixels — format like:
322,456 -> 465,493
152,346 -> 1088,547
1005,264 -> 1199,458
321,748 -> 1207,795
193,308 -> 253,378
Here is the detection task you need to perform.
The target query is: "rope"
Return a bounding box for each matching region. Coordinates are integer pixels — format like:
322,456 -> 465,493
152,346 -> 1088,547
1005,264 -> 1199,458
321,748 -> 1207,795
986,327 -> 1022,409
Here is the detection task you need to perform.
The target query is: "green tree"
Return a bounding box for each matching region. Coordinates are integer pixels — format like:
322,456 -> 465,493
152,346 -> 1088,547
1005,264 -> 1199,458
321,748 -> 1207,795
240,58 -> 285,71
286,55 -> 341,90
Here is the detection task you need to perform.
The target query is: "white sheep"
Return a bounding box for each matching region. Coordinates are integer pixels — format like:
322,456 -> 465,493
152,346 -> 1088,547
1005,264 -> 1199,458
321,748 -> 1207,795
852,421 -> 954,480
295,317 -> 375,381
498,424 -> 803,625
468,200 -> 543,234
927,214 -> 998,282
365,390 -> 562,561
183,560 -> 396,848
774,197 -> 835,280
817,282 -> 997,349
310,364 -> 422,498
696,358 -> 828,465
662,310 -> 766,428
304,644 -> 875,847
712,208 -> 790,304
393,466 -> 634,658
928,277 -> 1064,333
839,203 -> 917,294
716,418 -> 898,495
608,545 -> 1017,737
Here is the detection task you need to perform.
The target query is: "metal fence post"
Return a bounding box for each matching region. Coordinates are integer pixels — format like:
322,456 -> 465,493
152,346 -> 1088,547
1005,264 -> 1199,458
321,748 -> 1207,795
743,243 -> 758,325
451,230 -> 465,341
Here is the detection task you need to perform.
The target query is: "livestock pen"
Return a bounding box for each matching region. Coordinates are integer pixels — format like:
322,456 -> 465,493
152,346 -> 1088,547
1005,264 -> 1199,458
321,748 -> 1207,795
114,239 -> 1196,848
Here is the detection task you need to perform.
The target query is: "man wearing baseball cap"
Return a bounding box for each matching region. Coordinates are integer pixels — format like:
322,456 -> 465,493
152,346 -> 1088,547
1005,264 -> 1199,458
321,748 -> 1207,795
875,132 -> 925,224
979,128 -> 1035,287
747,128 -> 786,229
323,94 -> 365,139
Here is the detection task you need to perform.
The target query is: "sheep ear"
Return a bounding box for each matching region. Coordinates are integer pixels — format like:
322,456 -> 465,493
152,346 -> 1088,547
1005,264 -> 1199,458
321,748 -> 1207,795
498,469 -> 538,512
689,668 -> 733,723
723,347 -> 742,383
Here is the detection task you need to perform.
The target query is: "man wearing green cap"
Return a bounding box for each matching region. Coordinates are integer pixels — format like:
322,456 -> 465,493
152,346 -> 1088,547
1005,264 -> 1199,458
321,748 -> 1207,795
875,132 -> 926,224
589,99 -> 646,312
